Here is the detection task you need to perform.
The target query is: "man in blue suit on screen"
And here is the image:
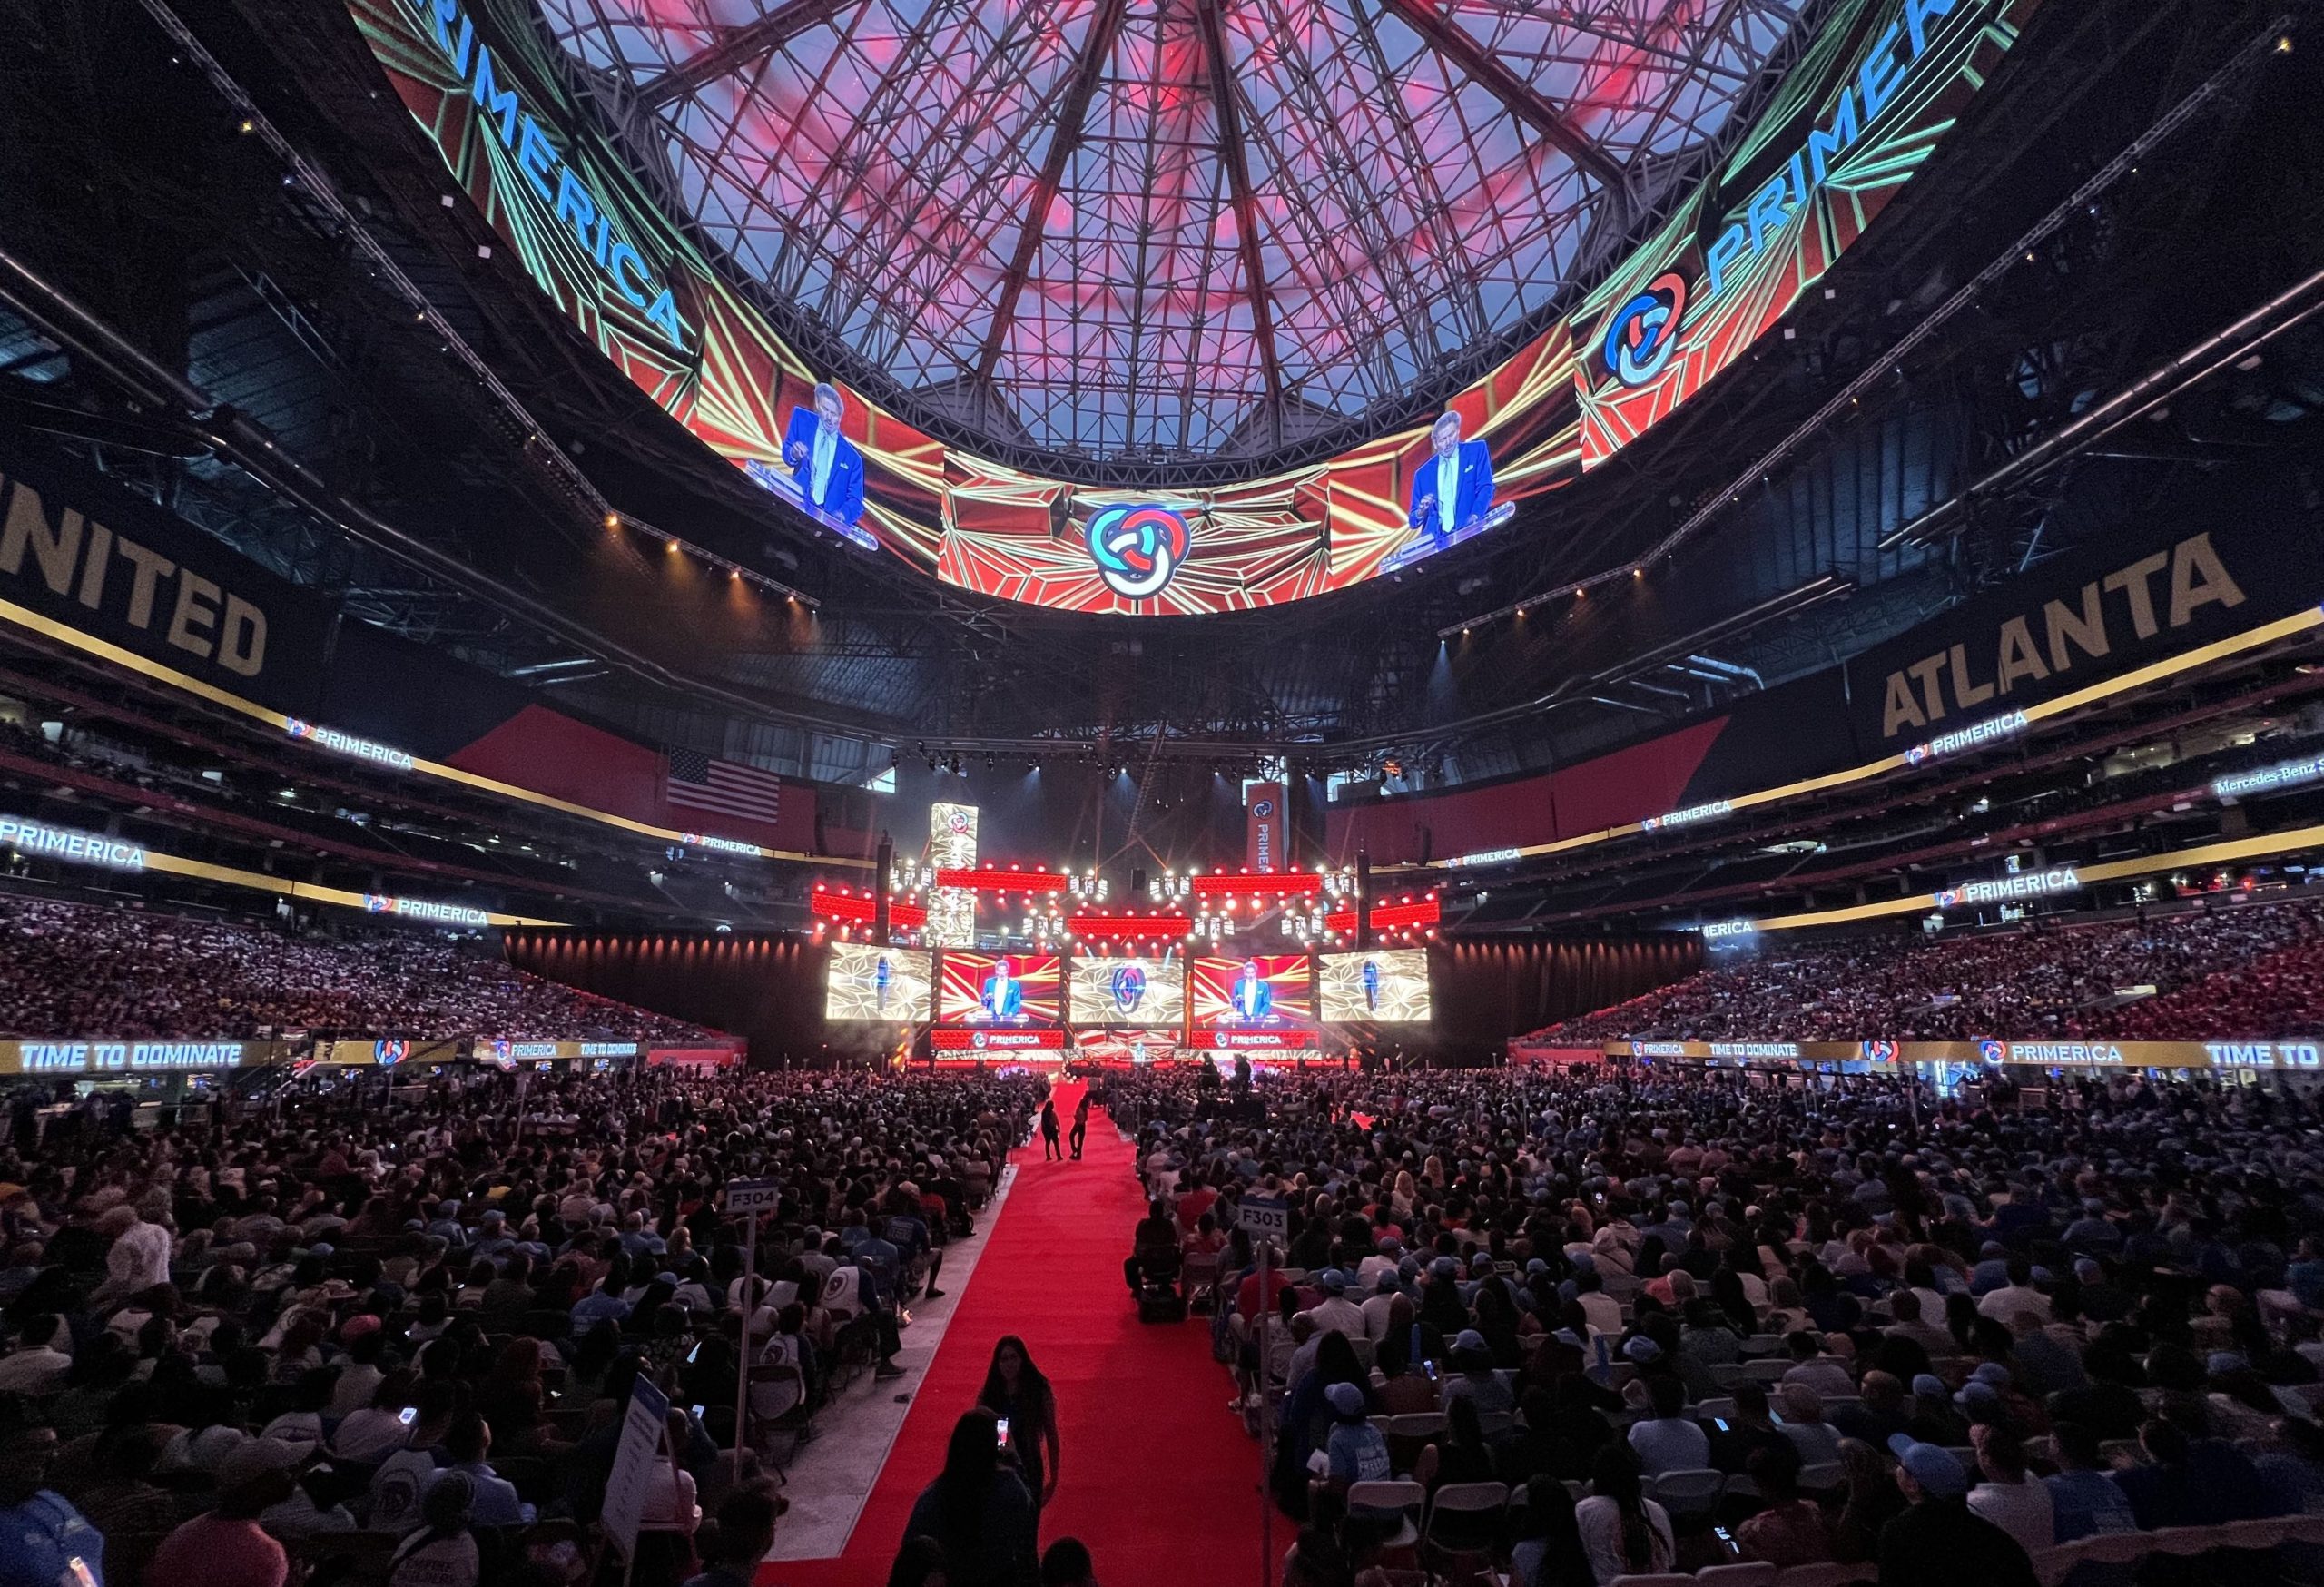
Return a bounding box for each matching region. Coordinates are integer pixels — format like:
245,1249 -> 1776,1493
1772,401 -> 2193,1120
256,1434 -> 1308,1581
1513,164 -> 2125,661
980,957 -> 1024,1023
1231,959 -> 1274,1024
782,380 -> 866,528
1407,409 -> 1493,545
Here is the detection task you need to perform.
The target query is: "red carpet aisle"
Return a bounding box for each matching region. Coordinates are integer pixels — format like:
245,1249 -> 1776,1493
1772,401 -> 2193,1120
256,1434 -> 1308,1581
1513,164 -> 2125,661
768,1082 -> 1267,1587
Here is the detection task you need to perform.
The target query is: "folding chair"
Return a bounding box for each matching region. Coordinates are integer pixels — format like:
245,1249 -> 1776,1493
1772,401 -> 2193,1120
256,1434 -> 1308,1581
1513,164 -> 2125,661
2071,1531 -> 2156,1570
1695,1397 -> 1738,1425
1648,1467 -> 1727,1519
1744,1360 -> 1793,1385
1797,1462 -> 1843,1493
1383,1412 -> 1445,1476
1698,1563 -> 1779,1587
1423,1479 -> 1509,1561
1774,1562 -> 1879,1587
2218,1516 -> 2289,1551
1346,1479 -> 1428,1551
748,1362 -> 818,1469
2146,1526 -> 2221,1559
2029,1542 -> 2083,1587
1607,1575 -> 1694,1587
1181,1250 -> 1223,1313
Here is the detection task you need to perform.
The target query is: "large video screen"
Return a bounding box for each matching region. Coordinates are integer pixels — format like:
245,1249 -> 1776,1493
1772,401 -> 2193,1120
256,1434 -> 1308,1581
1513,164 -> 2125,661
937,952 -> 1062,1027
825,943 -> 933,1023
1191,956 -> 1314,1030
1068,955 -> 1185,1028
1318,950 -> 1433,1023
354,0 -> 2034,616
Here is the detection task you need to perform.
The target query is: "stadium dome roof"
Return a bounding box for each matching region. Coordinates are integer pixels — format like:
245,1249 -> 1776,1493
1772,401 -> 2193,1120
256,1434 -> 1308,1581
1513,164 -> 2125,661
537,0 -> 1810,470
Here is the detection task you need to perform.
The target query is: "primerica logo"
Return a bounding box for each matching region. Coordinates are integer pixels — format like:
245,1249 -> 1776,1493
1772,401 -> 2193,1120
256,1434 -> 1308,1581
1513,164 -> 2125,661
1108,963 -> 1147,1015
1935,866 -> 2080,910
284,718 -> 416,772
364,893 -> 493,927
1086,505 -> 1191,600
0,815 -> 145,872
1641,799 -> 1734,833
1601,271 -> 1689,388
1905,708 -> 2028,766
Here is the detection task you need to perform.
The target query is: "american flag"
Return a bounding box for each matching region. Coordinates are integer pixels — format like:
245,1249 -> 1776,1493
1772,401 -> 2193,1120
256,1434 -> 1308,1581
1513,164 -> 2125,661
665,748 -> 784,824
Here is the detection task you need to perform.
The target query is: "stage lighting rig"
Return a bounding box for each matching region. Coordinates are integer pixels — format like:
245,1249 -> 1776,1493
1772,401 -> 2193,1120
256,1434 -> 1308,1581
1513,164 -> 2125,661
1148,868 -> 1194,902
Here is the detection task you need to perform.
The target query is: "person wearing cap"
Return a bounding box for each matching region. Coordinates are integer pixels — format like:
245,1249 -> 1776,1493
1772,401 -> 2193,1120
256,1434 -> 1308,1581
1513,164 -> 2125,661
1442,1328 -> 1515,1418
150,1433 -> 300,1587
1356,1267 -> 1403,1344
386,1468 -> 480,1587
1301,1269 -> 1365,1340
1877,1434 -> 2040,1587
1320,1379 -> 1392,1495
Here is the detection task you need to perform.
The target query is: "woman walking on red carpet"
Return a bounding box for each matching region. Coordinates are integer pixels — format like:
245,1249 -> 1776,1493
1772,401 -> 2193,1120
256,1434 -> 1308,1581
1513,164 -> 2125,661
978,1335 -> 1061,1523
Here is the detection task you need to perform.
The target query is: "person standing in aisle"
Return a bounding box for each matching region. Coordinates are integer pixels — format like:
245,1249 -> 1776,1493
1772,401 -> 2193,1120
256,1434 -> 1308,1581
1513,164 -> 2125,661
1068,1092 -> 1090,1160
1040,1099 -> 1062,1161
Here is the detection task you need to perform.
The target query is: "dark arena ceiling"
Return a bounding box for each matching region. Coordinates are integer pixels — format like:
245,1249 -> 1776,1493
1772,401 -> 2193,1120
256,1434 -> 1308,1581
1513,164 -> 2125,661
0,0 -> 2317,795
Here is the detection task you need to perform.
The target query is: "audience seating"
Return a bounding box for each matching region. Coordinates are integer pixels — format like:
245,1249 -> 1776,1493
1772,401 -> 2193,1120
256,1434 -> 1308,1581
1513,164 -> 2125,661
1526,894 -> 2324,1043
0,892 -> 724,1040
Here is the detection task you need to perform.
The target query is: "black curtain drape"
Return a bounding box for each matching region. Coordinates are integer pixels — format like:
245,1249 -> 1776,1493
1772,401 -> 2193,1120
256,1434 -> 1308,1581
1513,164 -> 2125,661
502,932 -> 834,1067
1429,937 -> 1700,1050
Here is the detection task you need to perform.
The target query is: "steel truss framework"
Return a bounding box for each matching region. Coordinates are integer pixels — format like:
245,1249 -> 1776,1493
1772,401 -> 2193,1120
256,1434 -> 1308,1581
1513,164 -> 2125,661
537,0 -> 1810,472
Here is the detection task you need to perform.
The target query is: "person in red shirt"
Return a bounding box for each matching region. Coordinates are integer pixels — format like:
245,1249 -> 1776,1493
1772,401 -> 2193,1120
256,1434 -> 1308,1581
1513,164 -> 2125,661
1237,1262 -> 1292,1321
1176,1182 -> 1217,1234
150,1437 -> 300,1587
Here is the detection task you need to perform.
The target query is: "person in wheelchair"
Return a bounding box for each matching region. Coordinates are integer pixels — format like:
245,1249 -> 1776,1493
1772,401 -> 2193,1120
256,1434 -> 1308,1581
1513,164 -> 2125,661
1123,1199 -> 1183,1299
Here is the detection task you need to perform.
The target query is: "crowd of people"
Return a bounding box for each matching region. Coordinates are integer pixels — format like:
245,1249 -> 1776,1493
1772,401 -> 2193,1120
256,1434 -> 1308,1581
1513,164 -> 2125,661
1532,894 -> 2324,1044
1104,1060 -> 2324,1587
0,894 -> 720,1041
0,1061 -> 1039,1586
